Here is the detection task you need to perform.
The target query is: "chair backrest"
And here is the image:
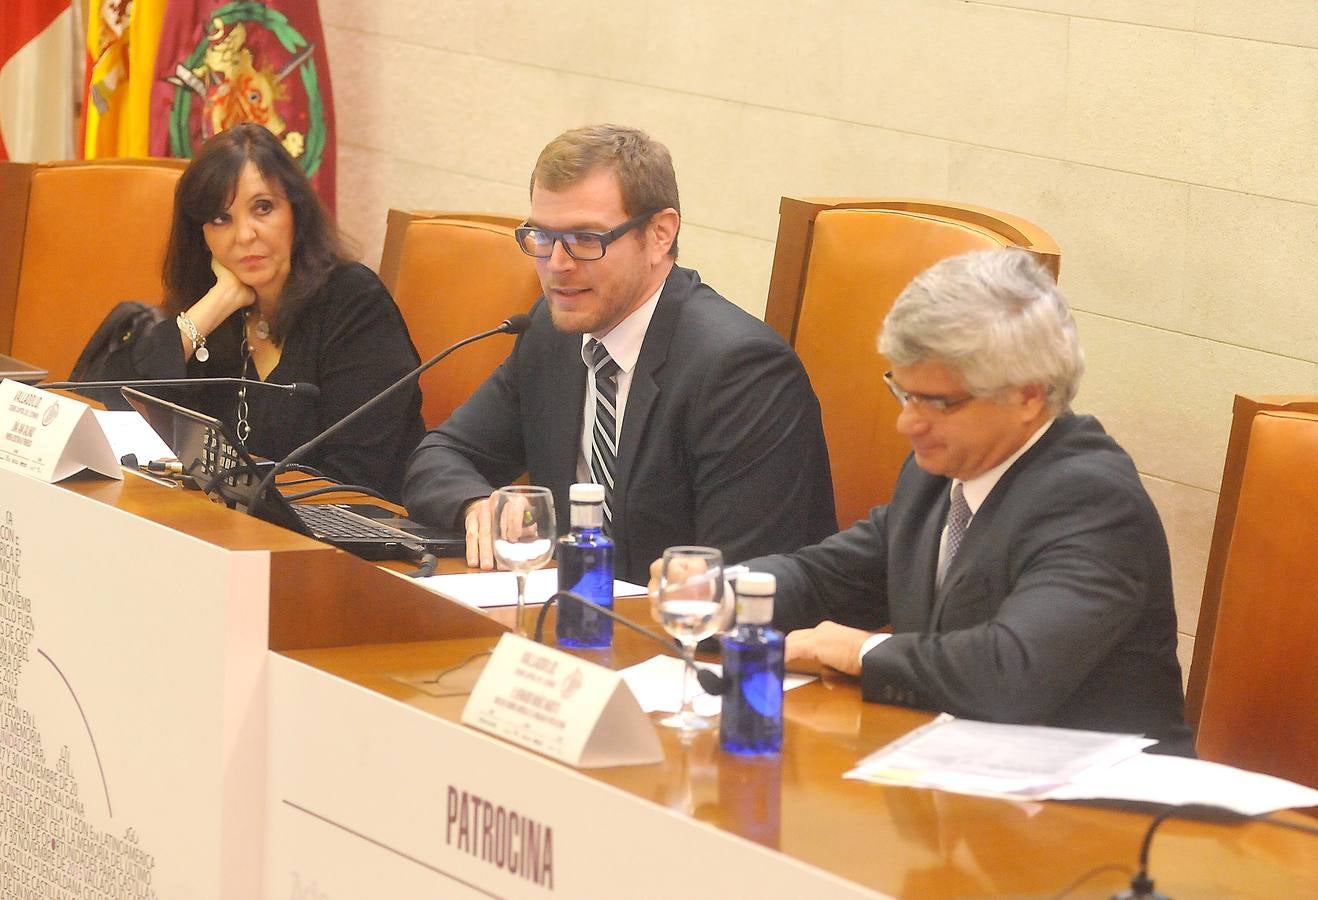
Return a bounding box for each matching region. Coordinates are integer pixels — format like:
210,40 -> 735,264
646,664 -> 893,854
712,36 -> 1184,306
0,158 -> 187,380
1194,407 -> 1318,788
1184,394 -> 1318,731
379,210 -> 541,428
763,197 -> 1061,528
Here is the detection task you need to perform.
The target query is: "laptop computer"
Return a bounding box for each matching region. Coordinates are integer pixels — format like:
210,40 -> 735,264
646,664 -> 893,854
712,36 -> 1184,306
0,353 -> 48,385
121,387 -> 464,561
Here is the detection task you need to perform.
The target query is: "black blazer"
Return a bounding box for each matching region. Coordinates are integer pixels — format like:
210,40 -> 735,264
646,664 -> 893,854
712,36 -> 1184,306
403,266 -> 837,582
752,413 -> 1193,754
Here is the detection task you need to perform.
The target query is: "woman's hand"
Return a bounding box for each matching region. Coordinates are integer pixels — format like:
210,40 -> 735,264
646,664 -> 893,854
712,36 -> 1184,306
208,256 -> 256,314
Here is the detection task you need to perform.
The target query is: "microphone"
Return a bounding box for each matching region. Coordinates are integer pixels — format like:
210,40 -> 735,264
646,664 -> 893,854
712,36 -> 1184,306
37,376 -> 321,400
533,590 -> 727,696
249,313 -> 531,516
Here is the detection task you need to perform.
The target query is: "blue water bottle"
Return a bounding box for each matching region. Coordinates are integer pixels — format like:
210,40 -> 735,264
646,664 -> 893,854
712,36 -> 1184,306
556,483 -> 614,648
719,572 -> 784,755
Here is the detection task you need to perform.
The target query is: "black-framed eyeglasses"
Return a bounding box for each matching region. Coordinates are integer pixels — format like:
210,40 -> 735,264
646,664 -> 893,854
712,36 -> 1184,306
514,209 -> 658,261
883,371 -> 976,414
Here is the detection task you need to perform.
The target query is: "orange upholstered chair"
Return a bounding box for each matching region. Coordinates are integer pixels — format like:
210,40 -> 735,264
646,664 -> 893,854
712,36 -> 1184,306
1184,394 -> 1318,731
0,158 -> 187,380
1193,404 -> 1318,789
378,210 -> 541,428
763,197 -> 1061,529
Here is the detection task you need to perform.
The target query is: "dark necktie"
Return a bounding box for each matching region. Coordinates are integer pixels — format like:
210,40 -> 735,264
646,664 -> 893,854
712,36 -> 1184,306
939,482 -> 972,586
586,339 -> 619,531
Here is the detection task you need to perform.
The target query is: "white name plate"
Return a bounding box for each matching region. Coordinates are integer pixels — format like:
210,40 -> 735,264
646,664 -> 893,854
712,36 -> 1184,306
462,633 -> 663,768
0,379 -> 122,482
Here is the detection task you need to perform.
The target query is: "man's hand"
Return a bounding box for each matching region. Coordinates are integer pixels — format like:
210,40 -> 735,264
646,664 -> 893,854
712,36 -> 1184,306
463,493 -> 497,569
646,554 -> 709,624
785,621 -> 873,676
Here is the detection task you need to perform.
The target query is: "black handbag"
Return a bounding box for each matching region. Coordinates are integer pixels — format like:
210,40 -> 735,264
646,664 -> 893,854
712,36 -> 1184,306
68,301 -> 169,410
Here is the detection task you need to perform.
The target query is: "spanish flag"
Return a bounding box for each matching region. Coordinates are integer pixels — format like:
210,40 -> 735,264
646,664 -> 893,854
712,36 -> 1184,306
82,0 -> 168,158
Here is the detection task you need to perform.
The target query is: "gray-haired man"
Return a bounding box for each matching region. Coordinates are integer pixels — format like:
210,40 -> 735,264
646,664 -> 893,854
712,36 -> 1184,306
751,248 -> 1192,754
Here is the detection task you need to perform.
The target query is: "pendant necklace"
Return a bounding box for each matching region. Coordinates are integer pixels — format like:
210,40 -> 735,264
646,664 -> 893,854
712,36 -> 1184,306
253,315 -> 271,341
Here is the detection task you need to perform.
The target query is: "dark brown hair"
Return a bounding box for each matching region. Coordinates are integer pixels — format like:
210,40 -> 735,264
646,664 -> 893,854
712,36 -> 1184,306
162,123 -> 344,341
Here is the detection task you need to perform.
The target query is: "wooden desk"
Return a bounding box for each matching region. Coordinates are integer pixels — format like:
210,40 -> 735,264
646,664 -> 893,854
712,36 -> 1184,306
283,599 -> 1318,899
43,471 -> 1318,898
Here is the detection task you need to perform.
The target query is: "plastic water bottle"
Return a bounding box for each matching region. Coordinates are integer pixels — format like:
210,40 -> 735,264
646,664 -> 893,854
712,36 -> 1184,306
719,572 -> 784,754
556,483 -> 613,648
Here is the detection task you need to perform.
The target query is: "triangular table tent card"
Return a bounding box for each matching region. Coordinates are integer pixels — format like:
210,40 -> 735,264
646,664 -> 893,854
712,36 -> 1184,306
463,633 -> 663,768
0,379 -> 122,482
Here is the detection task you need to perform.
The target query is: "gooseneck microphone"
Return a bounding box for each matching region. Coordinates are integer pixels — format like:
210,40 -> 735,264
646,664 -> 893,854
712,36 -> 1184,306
249,313 -> 532,517
533,590 -> 727,696
37,376 -> 322,400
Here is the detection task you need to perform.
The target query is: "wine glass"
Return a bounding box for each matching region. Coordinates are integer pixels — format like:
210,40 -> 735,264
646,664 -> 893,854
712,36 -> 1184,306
656,546 -> 731,734
492,485 -> 556,636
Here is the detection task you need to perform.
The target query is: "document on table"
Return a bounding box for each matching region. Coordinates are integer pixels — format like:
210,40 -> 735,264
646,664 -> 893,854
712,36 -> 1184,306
619,654 -> 815,717
93,410 -> 173,462
416,567 -> 647,609
845,715 -> 1154,798
846,715 -> 1318,814
1048,752 -> 1318,815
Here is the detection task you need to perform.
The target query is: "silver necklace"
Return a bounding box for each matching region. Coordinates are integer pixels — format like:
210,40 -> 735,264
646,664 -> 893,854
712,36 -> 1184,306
237,313 -> 253,443
253,316 -> 271,341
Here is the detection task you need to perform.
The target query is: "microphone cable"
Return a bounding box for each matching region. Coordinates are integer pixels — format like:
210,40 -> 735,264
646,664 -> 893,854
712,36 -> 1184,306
533,590 -> 727,696
1050,802 -> 1318,899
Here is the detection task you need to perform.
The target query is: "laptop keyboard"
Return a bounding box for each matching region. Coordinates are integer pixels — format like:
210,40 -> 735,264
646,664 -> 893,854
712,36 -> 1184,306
293,503 -> 410,542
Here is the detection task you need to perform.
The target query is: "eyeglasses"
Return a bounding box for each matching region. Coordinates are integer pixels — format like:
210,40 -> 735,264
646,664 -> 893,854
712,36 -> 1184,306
883,371 -> 976,414
514,209 -> 658,261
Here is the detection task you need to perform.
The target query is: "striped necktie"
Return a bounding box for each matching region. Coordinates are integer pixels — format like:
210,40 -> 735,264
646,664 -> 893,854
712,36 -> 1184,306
587,339 -> 620,531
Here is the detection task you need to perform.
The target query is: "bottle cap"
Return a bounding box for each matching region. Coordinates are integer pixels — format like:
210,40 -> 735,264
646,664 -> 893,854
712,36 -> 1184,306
569,483 -> 605,503
735,572 -> 775,596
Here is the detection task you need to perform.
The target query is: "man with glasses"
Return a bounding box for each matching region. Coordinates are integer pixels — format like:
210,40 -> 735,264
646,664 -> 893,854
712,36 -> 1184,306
735,248 -> 1192,753
403,124 -> 836,583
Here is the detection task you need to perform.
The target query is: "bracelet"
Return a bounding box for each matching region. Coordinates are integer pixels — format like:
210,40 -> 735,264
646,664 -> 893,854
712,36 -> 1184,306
176,312 -> 209,362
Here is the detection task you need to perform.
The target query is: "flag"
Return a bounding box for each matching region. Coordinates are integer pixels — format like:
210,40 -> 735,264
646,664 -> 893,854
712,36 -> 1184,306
149,1 -> 336,210
83,0 -> 168,158
0,0 -> 75,161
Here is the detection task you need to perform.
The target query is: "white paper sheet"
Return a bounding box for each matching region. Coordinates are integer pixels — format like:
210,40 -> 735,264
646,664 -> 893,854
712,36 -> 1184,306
1049,751 -> 1318,815
845,715 -> 1154,797
416,567 -> 647,609
845,715 -> 1318,815
619,654 -> 814,717
93,410 -> 174,462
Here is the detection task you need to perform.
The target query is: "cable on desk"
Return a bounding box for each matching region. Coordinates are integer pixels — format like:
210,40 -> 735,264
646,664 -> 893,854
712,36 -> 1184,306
407,553 -> 440,578
282,483 -> 387,502
417,649 -> 493,697
1048,863 -> 1132,900
1107,802 -> 1318,899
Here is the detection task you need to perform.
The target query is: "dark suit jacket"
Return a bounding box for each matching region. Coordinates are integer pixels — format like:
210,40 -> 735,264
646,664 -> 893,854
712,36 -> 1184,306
403,265 -> 837,583
750,413 -> 1194,755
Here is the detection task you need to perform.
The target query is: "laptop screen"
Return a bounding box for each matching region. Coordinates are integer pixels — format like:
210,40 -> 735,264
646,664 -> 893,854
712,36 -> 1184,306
120,386 -> 305,532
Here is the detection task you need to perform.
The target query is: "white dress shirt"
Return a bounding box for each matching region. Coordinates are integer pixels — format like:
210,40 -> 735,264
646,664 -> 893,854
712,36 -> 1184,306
575,285 -> 664,484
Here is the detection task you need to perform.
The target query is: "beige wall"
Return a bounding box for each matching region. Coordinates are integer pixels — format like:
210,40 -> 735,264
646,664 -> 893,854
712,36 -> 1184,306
320,0 -> 1318,677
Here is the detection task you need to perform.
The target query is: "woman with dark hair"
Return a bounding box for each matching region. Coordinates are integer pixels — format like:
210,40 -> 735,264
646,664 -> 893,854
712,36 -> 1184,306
135,123 -> 423,500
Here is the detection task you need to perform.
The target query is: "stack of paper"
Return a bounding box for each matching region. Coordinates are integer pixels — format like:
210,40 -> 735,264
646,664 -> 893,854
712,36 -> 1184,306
415,568 -> 647,609
846,715 -> 1318,815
